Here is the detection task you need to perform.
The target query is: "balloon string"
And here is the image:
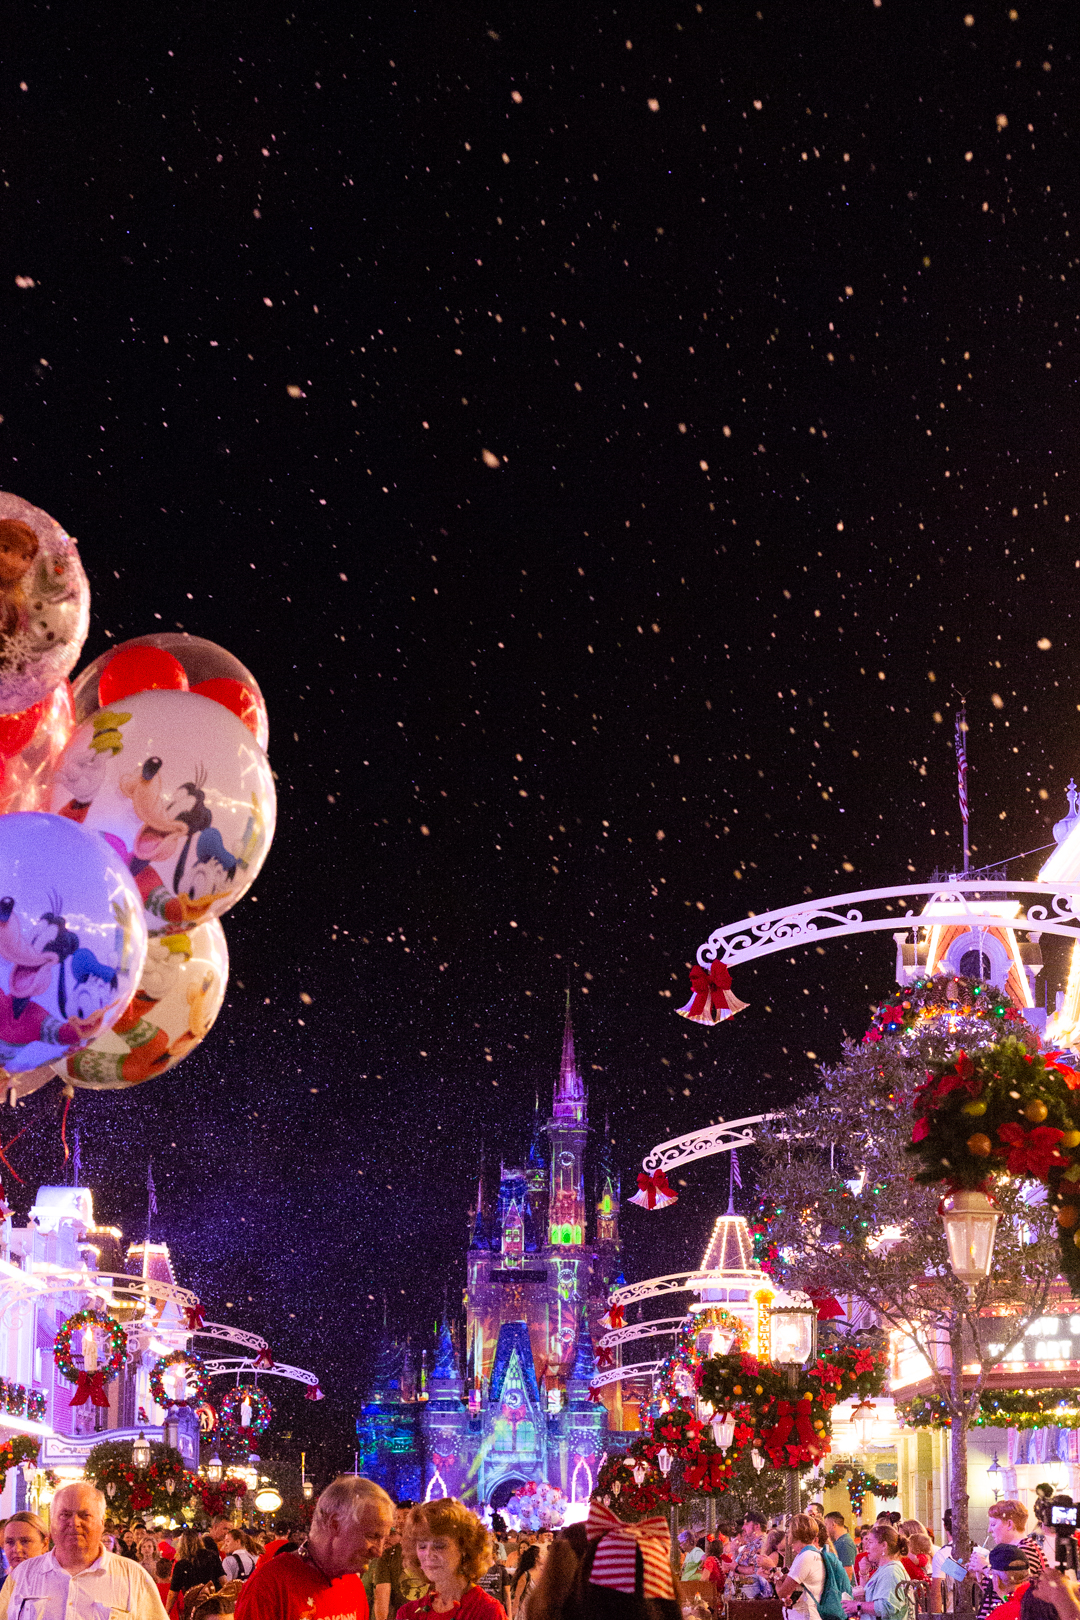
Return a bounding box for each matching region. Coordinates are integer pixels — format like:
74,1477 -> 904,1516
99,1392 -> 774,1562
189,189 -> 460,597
60,1096 -> 71,1162
0,1128 -> 28,1185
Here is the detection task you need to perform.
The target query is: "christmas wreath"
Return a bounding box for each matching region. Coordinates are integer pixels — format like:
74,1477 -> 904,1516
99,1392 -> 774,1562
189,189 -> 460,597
218,1384 -> 273,1439
194,1474 -> 249,1519
822,1458 -> 898,1510
679,1306 -> 749,1359
0,1435 -> 39,1494
897,1387 -> 1080,1432
653,1342 -> 701,1410
751,1212 -> 781,1278
906,1036 -> 1080,1286
150,1350 -> 210,1410
595,1442 -> 681,1519
864,974 -> 1024,1047
54,1310 -> 127,1407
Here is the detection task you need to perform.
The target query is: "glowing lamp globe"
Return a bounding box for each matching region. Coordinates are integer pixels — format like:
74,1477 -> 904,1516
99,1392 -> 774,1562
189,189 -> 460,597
254,1488 -> 283,1513
769,1290 -> 818,1369
302,1480 -> 314,1501
132,1432 -> 151,1470
940,1188 -> 1001,1286
657,1447 -> 673,1477
751,1449 -> 766,1473
206,1454 -> 223,1483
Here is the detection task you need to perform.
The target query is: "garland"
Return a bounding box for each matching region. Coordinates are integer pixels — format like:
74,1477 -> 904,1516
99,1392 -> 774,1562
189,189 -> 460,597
26,1389 -> 46,1422
751,1214 -> 781,1278
150,1350 -> 210,1410
194,1474 -> 249,1518
897,1388 -> 1080,1432
822,1458 -> 898,1509
863,975 -> 1023,1046
595,1443 -> 681,1519
0,1435 -> 39,1494
0,1380 -> 45,1420
696,1341 -> 889,1472
84,1439 -> 196,1518
218,1385 -> 273,1439
905,1036 -> 1080,1288
53,1310 -> 127,1382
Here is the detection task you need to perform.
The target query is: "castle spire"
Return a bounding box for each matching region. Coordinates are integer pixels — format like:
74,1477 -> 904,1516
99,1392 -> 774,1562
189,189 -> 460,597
553,988 -> 586,1125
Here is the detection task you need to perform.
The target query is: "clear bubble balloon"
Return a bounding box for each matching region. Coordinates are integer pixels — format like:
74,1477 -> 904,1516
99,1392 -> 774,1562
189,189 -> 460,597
0,494 -> 90,716
48,689 -> 276,936
0,811 -> 148,1074
0,681 -> 76,816
73,633 -> 268,749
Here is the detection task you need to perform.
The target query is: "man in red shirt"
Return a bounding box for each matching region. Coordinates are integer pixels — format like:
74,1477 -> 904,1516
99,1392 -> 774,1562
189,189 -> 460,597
237,1478 -> 393,1620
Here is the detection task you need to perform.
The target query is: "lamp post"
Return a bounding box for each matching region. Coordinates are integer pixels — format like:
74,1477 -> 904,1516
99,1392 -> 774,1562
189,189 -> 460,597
939,1189 -> 1000,1292
850,1397 -> 877,1453
132,1431 -> 151,1470
769,1290 -> 819,1530
207,1453 -> 223,1483
301,1450 -> 314,1501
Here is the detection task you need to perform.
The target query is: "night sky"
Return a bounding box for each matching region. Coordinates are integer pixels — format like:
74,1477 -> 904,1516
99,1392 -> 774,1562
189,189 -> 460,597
2,2 -> 1079,1477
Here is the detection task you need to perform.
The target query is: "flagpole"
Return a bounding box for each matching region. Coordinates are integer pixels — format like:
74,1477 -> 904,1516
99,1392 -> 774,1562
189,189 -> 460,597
143,1163 -> 154,1281
955,703 -> 970,874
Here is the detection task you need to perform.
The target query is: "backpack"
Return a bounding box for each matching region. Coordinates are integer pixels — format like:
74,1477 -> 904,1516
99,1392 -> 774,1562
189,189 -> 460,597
226,1549 -> 255,1581
818,1550 -> 851,1620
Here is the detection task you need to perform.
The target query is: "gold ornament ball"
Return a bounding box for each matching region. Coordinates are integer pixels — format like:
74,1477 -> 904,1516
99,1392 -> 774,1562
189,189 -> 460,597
1063,1130 -> 1080,1150
733,1385 -> 742,1395
1024,1099 -> 1049,1124
1058,1205 -> 1080,1230
962,1099 -> 988,1116
967,1133 -> 993,1157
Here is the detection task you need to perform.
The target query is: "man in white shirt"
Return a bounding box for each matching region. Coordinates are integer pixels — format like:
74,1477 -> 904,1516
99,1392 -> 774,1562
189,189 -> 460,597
0,1481 -> 168,1620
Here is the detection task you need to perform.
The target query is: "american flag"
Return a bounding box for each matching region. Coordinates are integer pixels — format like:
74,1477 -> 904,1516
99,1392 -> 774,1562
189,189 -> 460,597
147,1163 -> 158,1216
955,708 -> 969,827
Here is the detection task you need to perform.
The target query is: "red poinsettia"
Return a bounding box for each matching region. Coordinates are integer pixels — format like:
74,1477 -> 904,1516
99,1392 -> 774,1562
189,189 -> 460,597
996,1123 -> 1068,1180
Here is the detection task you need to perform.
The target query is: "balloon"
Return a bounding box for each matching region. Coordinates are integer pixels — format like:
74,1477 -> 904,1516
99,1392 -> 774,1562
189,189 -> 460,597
0,493 -> 90,716
48,689 -> 276,937
0,700 -> 45,763
60,917 -> 228,1090
0,811 -> 148,1074
98,645 -> 188,707
0,681 -> 76,816
190,678 -> 261,740
73,633 -> 269,750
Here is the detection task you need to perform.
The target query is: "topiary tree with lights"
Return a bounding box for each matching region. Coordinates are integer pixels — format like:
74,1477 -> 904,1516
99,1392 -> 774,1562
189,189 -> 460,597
754,974 -> 1062,1560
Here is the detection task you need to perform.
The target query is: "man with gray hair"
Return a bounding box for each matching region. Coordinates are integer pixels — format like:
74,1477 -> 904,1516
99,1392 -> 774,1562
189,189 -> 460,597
0,1481 -> 168,1620
237,1476 -> 393,1620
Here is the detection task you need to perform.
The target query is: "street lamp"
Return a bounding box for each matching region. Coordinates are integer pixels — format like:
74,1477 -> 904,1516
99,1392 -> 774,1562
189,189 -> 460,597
711,1411 -> 736,1453
206,1454 -> 223,1483
769,1291 -> 818,1527
301,1450 -> 314,1501
940,1189 -> 1001,1289
132,1431 -> 151,1470
851,1397 -> 877,1451
656,1447 -> 673,1477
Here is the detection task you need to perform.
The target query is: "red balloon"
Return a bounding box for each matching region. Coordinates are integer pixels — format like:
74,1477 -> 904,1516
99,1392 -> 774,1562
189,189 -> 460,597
98,645 -> 189,707
0,698 -> 44,761
191,677 -> 262,739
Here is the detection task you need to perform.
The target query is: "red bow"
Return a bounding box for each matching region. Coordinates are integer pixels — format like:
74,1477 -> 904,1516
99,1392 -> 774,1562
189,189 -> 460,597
254,1347 -> 274,1370
304,1385 -> 324,1401
585,1502 -> 675,1599
809,1294 -> 844,1321
596,1345 -> 615,1370
70,1370 -> 109,1408
683,1454 -> 731,1492
630,1170 -> 677,1210
606,1304 -> 626,1330
677,961 -> 748,1025
184,1303 -> 206,1332
432,1452 -> 455,1468
588,1384 -> 603,1403
997,1123 -> 1068,1180
762,1397 -> 815,1453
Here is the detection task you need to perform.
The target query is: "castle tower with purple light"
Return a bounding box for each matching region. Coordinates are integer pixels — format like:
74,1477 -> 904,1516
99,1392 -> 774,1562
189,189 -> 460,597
356,998 -> 622,1512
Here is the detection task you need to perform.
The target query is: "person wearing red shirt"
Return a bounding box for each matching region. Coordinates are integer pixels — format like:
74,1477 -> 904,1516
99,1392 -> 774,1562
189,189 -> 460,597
237,1478 -> 393,1620
396,1501 -> 504,1620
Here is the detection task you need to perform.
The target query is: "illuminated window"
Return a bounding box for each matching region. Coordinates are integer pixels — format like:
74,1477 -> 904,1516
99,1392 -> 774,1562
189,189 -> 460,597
561,1224 -> 573,1245
601,1194 -> 612,1214
573,1224 -> 582,1244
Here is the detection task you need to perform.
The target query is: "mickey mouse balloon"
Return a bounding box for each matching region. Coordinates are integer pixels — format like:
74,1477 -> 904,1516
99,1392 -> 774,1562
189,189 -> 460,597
60,917 -> 228,1090
0,493 -> 90,716
0,812 -> 147,1074
48,689 -> 276,936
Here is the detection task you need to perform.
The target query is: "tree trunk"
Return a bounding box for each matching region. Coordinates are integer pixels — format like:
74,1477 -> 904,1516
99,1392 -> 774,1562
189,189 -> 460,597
949,1317 -> 970,1561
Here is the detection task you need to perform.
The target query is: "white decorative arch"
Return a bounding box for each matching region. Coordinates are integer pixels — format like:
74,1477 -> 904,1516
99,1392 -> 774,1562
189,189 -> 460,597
694,879 -> 1080,968
202,1355 -> 319,1387
193,1323 -> 269,1353
641,1116 -> 772,1176
589,1359 -> 658,1389
597,1315 -> 686,1351
608,1269 -> 754,1309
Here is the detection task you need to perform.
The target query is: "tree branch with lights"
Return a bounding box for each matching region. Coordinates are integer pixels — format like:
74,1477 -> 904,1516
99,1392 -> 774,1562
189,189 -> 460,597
753,974 -> 1063,1560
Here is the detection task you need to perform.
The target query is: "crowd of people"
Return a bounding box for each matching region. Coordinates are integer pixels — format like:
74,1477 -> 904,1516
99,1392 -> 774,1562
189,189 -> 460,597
5,1477 -> 1080,1620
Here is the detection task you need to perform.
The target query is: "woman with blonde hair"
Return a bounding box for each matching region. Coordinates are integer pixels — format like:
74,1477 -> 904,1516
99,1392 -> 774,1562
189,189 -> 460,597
1,1512 -> 48,1568
400,1499 -> 505,1620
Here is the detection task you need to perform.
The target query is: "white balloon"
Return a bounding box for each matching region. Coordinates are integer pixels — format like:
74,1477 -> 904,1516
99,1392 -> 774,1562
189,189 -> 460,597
48,689 -> 276,937
0,812 -> 147,1073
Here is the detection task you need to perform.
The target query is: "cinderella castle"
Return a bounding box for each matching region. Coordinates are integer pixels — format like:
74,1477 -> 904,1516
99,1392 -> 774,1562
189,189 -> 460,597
356,1002 -> 625,1510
